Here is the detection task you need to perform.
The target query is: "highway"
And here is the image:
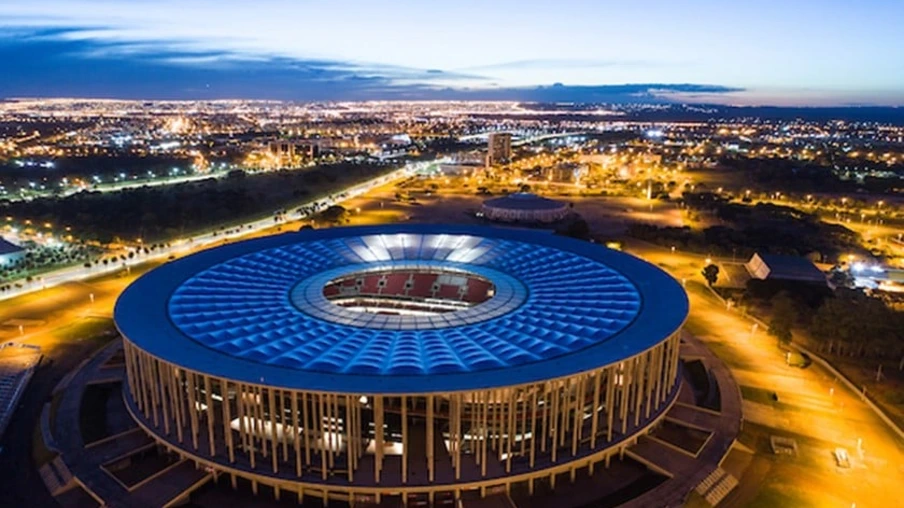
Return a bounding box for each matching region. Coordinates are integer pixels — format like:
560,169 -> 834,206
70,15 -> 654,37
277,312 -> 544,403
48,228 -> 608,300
457,130 -> 588,145
0,159 -> 436,303
4,168 -> 232,202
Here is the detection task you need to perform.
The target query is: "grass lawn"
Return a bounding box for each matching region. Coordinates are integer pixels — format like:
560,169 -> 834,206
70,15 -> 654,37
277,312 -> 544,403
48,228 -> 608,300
733,420 -> 856,507
691,338 -> 756,371
740,385 -> 776,405
819,355 -> 904,430
49,316 -> 116,344
1,258 -> 95,285
87,259 -> 163,285
746,483 -> 816,508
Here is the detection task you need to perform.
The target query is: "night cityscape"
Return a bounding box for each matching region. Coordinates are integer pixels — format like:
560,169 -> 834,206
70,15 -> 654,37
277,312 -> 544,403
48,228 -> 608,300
0,2 -> 902,508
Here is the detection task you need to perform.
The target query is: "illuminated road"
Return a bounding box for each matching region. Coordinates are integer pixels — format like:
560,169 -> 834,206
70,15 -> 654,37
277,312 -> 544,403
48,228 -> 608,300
457,130 -> 588,145
0,161 -> 433,303
4,168 -> 235,202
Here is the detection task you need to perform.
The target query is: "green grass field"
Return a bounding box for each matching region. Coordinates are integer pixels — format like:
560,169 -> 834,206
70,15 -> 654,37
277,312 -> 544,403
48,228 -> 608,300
48,317 -> 116,344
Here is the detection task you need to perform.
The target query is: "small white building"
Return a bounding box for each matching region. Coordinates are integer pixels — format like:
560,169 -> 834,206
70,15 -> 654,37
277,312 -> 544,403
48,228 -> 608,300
745,253 -> 826,285
0,237 -> 25,267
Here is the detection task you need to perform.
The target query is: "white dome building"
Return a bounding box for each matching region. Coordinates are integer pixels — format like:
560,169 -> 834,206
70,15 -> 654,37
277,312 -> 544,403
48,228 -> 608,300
480,193 -> 570,223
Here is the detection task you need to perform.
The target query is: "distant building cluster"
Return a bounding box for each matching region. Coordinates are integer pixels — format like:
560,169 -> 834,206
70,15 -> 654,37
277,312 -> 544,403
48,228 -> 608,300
268,140 -> 319,165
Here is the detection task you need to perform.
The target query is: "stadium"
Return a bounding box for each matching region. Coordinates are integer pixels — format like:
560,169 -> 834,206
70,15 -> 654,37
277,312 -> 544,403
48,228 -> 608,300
115,224 -> 688,506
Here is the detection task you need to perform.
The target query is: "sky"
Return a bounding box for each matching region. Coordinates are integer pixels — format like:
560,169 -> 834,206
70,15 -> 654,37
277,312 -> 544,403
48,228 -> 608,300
1,0 -> 903,106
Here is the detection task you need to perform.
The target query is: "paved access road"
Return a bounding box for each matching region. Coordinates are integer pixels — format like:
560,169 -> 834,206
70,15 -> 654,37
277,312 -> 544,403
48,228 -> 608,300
626,239 -> 904,507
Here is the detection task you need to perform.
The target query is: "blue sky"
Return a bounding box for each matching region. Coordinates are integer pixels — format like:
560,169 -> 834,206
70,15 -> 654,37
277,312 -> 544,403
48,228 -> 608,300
1,0 -> 903,105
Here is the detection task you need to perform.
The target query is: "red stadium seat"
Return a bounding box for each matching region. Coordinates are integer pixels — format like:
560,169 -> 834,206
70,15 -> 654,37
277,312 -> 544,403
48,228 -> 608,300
323,271 -> 495,313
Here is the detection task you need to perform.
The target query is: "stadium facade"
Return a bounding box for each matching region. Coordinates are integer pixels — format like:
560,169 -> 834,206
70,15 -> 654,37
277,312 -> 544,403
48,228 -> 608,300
115,224 -> 688,505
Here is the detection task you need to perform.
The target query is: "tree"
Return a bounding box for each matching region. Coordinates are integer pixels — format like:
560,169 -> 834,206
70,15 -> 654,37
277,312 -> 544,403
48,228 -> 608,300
559,218 -> 590,240
768,291 -> 797,345
810,292 -> 903,358
828,269 -> 854,289
321,205 -> 348,224
702,264 -> 719,286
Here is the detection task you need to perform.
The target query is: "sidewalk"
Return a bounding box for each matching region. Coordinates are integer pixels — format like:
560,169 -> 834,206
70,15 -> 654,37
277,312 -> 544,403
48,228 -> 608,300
702,282 -> 904,443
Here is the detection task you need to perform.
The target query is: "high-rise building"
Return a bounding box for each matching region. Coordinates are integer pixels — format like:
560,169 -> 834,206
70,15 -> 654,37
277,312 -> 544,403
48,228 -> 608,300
295,142 -> 319,160
487,132 -> 512,166
269,140 -> 295,164
268,140 -> 320,166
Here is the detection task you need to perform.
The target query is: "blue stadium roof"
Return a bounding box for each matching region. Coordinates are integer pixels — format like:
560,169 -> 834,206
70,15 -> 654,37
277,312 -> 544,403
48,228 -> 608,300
115,224 -> 688,394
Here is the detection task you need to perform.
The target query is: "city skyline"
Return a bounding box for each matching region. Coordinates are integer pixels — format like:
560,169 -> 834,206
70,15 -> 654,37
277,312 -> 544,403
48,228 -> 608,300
2,0 -> 903,106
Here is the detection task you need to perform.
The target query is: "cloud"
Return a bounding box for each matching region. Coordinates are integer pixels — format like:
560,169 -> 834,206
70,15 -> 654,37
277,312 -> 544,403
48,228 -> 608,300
0,29 -> 487,99
0,28 -> 744,103
458,58 -> 664,72
2,0 -> 903,105
383,83 -> 745,103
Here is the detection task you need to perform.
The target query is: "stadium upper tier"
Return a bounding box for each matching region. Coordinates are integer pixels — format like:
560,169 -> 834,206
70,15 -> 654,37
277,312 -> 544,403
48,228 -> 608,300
115,224 -> 687,394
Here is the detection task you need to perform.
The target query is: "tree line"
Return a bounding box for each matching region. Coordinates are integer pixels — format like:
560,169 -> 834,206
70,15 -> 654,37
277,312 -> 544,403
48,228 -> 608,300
0,162 -> 397,244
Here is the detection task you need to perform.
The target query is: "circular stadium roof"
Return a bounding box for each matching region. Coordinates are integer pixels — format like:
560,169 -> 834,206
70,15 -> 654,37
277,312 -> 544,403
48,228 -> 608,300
482,193 -> 567,211
115,224 -> 687,394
